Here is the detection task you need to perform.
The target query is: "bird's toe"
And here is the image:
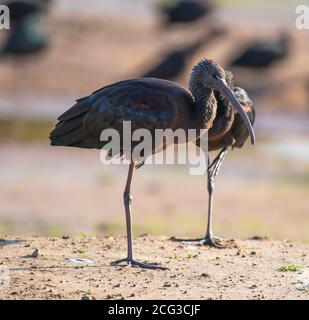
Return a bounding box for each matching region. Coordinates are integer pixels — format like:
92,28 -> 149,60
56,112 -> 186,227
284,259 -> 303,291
199,236 -> 226,248
111,258 -> 169,270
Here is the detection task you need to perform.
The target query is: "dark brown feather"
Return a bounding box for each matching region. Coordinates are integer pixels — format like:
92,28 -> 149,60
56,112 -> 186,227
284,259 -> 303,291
50,125 -> 88,146
57,99 -> 92,122
51,114 -> 85,138
50,78 -> 195,152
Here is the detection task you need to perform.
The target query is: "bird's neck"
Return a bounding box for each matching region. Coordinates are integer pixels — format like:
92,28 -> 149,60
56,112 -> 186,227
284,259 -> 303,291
192,87 -> 217,130
209,95 -> 234,139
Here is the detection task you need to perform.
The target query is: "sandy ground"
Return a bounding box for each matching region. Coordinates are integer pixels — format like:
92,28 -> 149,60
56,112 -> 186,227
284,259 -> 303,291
0,235 -> 308,300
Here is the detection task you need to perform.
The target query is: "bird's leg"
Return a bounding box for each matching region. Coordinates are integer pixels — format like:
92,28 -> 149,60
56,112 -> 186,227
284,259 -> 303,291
201,148 -> 228,248
124,161 -> 134,261
111,162 -> 168,270
179,148 -> 228,248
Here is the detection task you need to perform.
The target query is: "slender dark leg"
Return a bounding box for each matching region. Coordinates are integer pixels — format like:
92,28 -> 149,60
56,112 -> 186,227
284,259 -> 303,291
111,162 -> 168,270
179,148 -> 228,247
124,161 -> 135,261
200,148 -> 228,247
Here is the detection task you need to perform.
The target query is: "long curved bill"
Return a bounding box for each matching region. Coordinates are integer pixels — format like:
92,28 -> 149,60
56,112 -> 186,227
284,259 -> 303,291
215,75 -> 255,145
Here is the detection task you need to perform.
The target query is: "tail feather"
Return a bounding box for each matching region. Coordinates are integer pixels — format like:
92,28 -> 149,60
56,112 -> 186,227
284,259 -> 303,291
58,99 -> 92,122
50,114 -> 85,138
50,97 -> 93,146
50,124 -> 88,146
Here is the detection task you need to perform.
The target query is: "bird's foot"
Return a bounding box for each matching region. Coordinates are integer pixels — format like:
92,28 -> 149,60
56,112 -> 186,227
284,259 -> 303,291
179,235 -> 226,248
111,258 -> 169,270
199,236 -> 226,248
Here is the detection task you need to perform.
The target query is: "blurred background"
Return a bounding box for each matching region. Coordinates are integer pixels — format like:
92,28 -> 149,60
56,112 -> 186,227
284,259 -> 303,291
0,0 -> 308,242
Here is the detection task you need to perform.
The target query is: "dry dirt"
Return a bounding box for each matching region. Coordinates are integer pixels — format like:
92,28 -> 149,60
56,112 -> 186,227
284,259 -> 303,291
0,235 -> 308,300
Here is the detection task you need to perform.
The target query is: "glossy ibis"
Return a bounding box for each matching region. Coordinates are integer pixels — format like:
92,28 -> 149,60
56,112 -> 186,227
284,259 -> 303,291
4,0 -> 41,22
192,81 -> 255,247
141,28 -> 225,80
1,0 -> 49,55
229,33 -> 290,69
159,0 -> 214,25
50,59 -> 255,269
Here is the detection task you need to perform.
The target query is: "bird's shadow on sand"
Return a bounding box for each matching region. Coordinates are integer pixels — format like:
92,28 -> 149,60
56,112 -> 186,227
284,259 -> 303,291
9,265 -> 101,272
0,239 -> 26,247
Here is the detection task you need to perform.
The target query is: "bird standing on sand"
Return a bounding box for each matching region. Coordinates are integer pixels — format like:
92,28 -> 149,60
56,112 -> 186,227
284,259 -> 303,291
50,59 -> 255,269
190,82 -> 255,247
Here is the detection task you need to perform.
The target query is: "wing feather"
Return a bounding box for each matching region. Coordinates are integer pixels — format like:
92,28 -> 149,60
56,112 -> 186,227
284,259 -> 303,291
50,79 -> 180,150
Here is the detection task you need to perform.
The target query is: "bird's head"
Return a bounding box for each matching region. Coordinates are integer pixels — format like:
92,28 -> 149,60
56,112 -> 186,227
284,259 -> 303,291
190,59 -> 226,91
189,59 -> 255,145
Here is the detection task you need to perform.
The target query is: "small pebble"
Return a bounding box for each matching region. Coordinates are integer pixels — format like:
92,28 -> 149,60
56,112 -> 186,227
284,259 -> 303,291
81,294 -> 95,300
30,249 -> 39,258
200,273 -> 210,278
